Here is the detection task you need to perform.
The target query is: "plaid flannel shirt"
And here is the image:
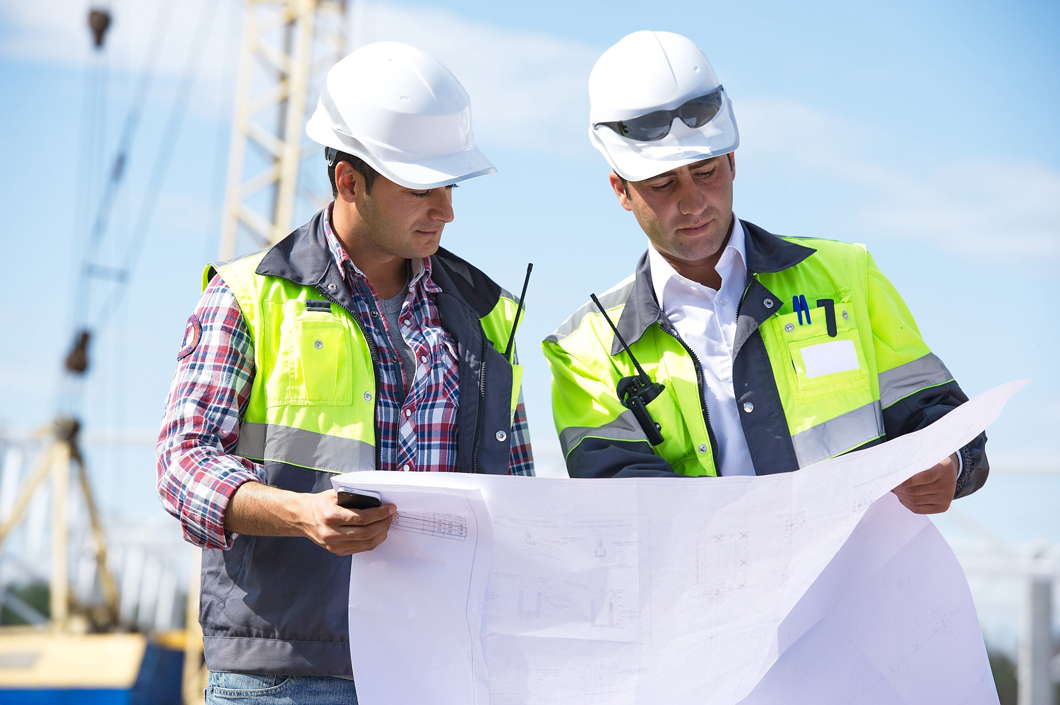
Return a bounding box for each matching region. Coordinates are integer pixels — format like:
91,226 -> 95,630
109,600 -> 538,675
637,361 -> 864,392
157,208 -> 534,549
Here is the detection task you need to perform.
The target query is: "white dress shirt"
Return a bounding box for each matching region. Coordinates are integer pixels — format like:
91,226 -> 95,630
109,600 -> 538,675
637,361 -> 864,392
648,217 -> 756,477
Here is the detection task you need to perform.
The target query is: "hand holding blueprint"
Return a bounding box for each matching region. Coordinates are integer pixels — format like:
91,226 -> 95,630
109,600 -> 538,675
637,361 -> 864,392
334,380 -> 1024,704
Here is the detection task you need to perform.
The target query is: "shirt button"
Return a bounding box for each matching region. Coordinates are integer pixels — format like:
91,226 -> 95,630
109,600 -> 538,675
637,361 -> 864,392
698,444 -> 708,454
419,355 -> 427,363
405,408 -> 412,417
496,430 -> 508,442
743,402 -> 754,413
718,299 -> 725,306
402,464 -> 411,472
370,310 -> 379,317
402,319 -> 411,328
363,392 -> 372,402
763,298 -> 774,309
784,323 -> 794,333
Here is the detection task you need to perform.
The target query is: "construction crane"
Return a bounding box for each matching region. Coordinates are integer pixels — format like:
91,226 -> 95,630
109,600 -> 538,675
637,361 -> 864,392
218,0 -> 349,260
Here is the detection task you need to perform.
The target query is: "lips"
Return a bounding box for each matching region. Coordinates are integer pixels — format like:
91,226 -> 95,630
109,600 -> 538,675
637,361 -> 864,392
677,221 -> 710,235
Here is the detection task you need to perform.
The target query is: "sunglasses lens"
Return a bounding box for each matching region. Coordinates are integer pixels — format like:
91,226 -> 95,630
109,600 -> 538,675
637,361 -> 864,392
619,110 -> 674,142
678,89 -> 723,128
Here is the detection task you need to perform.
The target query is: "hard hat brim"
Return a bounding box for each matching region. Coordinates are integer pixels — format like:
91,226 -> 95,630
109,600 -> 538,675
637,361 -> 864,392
307,119 -> 496,189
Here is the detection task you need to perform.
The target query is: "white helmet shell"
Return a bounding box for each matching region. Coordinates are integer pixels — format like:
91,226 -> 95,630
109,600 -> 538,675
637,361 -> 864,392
306,41 -> 496,189
588,31 -> 739,182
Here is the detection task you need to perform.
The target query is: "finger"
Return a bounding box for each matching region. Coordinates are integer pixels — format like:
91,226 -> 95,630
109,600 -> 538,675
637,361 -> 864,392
332,503 -> 397,526
330,525 -> 392,555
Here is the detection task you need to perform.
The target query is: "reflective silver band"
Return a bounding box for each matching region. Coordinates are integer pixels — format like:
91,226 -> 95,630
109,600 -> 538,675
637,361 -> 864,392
792,401 -> 883,468
878,353 -> 954,409
559,410 -> 648,457
236,422 -> 375,474
544,277 -> 635,344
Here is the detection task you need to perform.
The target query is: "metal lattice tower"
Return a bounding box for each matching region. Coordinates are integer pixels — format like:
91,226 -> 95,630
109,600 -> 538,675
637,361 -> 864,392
218,0 -> 348,260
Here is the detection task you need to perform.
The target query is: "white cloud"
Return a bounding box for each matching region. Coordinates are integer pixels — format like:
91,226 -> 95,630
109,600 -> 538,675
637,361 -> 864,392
737,97 -> 1060,259
0,0 -> 600,156
0,0 -> 237,83
4,1 -> 1056,259
352,2 -> 599,157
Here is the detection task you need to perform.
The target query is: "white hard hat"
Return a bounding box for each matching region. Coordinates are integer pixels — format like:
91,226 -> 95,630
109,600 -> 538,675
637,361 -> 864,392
306,41 -> 495,189
588,31 -> 739,182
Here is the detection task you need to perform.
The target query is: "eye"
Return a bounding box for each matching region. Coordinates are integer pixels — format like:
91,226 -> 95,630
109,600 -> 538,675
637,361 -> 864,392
695,167 -> 716,179
648,179 -> 674,192
411,190 -> 431,198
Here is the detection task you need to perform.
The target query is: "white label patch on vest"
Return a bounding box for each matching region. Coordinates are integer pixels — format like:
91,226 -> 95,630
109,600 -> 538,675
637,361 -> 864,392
800,339 -> 859,378
177,314 -> 202,361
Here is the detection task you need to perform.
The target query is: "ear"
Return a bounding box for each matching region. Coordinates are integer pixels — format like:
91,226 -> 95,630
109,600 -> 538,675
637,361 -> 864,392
608,171 -> 634,212
334,161 -> 363,202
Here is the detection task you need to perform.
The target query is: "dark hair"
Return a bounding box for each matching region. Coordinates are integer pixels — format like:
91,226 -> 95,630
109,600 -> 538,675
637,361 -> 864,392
327,148 -> 379,197
615,172 -> 629,196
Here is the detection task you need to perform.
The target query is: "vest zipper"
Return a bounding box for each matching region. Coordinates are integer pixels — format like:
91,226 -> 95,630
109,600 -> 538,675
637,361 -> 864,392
318,286 -> 383,472
659,325 -> 720,470
471,331 -> 488,473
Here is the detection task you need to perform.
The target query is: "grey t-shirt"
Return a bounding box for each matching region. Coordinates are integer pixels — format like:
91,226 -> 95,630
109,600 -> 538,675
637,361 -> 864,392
381,286 -> 416,402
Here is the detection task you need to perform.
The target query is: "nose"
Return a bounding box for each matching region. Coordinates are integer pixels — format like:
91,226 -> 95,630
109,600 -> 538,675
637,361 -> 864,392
431,187 -> 455,223
676,174 -> 708,216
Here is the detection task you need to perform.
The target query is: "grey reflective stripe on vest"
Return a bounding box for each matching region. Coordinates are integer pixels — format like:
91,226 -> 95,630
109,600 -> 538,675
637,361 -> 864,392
545,277 -> 635,345
559,409 -> 647,457
237,422 -> 375,474
878,353 -> 954,409
791,401 -> 883,468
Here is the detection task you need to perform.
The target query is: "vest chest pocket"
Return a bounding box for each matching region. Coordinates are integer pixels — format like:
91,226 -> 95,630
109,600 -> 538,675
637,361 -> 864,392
265,301 -> 354,406
769,294 -> 871,403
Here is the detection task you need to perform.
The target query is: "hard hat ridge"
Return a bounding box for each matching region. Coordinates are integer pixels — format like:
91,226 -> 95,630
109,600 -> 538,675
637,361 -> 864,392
306,41 -> 495,189
588,31 -> 739,182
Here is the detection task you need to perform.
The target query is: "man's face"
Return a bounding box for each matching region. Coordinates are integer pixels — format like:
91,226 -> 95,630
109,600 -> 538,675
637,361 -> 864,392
353,173 -> 456,260
610,155 -> 735,265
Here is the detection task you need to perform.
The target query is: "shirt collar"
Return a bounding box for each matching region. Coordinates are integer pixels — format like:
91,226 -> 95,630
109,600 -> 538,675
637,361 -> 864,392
323,201 -> 438,295
648,215 -> 747,309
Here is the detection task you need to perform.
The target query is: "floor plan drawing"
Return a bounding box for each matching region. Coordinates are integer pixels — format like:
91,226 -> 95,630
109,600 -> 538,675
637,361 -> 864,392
334,381 -> 1023,705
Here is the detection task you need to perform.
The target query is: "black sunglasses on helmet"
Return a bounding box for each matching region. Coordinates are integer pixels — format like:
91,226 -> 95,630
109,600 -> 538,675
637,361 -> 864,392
593,86 -> 725,142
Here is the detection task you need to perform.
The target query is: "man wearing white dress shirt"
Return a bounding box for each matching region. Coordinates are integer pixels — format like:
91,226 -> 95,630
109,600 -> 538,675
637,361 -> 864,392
542,30 -> 988,511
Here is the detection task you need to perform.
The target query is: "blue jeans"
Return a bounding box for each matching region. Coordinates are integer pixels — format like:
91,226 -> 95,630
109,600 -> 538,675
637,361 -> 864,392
205,672 -> 359,704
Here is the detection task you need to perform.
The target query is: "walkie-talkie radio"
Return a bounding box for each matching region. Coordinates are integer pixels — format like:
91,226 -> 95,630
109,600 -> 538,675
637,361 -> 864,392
590,294 -> 666,446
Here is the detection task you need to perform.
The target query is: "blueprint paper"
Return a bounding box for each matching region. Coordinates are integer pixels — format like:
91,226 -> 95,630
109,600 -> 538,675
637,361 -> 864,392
739,496 -> 999,705
335,380 -> 1023,704
341,487 -> 494,704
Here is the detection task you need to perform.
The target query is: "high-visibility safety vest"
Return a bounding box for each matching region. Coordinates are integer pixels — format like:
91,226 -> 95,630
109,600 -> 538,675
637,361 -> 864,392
543,220 -> 987,493
197,209 -> 527,677
205,219 -> 524,478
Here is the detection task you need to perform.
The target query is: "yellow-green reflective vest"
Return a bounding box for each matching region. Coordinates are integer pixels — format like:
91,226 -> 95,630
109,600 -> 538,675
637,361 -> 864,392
544,220 -> 987,493
204,224 -> 525,477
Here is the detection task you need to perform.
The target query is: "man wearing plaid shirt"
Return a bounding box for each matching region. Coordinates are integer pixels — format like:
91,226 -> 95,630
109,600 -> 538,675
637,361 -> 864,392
156,43 -> 533,703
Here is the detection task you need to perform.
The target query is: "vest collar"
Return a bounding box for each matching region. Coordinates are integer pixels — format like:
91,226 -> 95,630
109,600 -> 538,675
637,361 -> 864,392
255,209 -> 334,287
613,218 -> 816,354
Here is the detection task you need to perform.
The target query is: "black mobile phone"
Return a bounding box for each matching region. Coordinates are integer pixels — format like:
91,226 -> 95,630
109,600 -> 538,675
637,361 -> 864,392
337,489 -> 382,510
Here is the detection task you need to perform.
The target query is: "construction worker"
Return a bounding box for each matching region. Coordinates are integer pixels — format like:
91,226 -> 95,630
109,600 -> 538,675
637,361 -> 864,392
543,31 -> 987,510
156,42 -> 533,703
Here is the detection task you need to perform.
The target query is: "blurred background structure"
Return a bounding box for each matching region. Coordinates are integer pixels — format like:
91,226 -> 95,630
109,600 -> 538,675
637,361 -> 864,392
0,0 -> 1057,702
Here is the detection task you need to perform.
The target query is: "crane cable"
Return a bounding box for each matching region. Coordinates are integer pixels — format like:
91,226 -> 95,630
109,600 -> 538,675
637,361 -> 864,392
93,0 -> 221,329
69,0 -> 177,335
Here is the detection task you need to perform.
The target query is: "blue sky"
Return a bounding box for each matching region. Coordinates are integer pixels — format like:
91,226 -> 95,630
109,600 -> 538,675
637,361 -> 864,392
0,0 -> 1058,643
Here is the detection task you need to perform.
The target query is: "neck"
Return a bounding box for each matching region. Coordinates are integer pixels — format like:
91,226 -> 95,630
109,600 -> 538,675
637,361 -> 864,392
659,215 -> 735,290
330,201 -> 409,300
